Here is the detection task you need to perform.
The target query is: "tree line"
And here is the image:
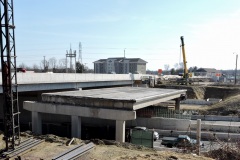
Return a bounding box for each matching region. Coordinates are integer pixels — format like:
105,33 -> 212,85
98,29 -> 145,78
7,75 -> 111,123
18,57 -> 93,73
147,63 -> 198,75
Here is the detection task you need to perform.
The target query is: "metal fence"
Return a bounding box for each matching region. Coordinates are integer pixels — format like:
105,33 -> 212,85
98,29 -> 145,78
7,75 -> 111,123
137,107 -> 192,119
131,130 -> 153,148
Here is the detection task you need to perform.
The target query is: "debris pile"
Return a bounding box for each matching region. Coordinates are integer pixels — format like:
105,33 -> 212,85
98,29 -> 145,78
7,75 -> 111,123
206,142 -> 240,160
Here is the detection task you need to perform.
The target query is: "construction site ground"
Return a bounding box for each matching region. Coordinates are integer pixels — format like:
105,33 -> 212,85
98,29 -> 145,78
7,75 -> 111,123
156,83 -> 240,116
0,132 -> 214,160
1,84 -> 240,159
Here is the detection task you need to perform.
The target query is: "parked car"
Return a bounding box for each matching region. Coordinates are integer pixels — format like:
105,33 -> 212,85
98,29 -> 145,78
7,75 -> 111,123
133,126 -> 159,141
161,135 -> 204,148
17,68 -> 26,73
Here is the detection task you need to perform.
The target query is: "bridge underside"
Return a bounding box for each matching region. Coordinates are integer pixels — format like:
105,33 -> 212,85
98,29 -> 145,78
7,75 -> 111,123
24,87 -> 186,142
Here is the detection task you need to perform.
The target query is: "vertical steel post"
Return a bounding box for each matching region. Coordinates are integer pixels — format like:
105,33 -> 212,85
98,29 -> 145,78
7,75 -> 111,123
0,0 -> 20,150
235,54 -> 238,85
197,119 -> 201,155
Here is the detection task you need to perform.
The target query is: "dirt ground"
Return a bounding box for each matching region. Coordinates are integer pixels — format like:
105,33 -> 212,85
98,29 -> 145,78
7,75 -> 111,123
157,84 -> 240,115
1,134 -> 213,160
2,84 -> 240,159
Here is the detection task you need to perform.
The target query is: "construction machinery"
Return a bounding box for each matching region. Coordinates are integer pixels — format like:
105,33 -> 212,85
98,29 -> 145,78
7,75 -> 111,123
177,36 -> 193,85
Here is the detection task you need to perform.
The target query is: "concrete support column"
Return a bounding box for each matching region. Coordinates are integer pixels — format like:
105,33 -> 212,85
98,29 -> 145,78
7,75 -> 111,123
71,115 -> 81,138
115,120 -> 125,142
175,98 -> 180,111
32,111 -> 42,135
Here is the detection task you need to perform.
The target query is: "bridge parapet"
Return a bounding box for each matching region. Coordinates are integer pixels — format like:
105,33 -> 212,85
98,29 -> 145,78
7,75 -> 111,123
0,73 -> 143,84
0,73 -> 147,92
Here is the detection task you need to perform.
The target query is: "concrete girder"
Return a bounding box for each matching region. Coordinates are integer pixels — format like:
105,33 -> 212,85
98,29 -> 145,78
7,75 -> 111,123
23,101 -> 136,121
133,93 -> 185,110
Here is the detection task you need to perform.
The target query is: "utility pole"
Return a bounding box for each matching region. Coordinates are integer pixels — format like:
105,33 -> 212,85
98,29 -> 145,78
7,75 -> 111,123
123,48 -> 126,73
43,56 -> 45,71
66,44 -> 76,73
196,119 -> 201,156
234,53 -> 238,85
79,42 -> 83,73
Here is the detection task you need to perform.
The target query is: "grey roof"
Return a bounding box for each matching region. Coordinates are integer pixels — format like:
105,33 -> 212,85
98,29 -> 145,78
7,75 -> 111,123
93,59 -> 106,63
196,68 -> 219,73
127,58 -> 147,63
93,57 -> 147,63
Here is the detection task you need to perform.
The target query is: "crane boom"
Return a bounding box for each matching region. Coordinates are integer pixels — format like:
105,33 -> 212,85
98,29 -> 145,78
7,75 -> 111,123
180,36 -> 188,78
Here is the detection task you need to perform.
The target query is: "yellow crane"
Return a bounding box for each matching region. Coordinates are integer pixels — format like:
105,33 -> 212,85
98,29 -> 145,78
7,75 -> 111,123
177,36 -> 192,85
180,36 -> 188,80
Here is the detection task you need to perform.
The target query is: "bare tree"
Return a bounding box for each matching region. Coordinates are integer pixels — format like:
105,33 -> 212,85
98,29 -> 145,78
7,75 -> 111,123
164,64 -> 170,71
58,58 -> 67,69
179,62 -> 184,69
40,59 -> 49,72
32,64 -> 40,72
18,62 -> 27,68
174,63 -> 179,69
48,57 -> 57,69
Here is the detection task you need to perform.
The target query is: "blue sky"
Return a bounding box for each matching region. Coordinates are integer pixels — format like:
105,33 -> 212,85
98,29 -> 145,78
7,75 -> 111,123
14,0 -> 240,70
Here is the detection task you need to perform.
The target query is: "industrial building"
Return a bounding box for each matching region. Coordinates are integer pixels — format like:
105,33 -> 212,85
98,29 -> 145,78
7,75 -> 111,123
93,57 -> 147,74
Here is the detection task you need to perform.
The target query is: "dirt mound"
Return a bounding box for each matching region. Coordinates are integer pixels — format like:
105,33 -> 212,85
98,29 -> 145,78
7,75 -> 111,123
20,131 -> 84,145
202,94 -> 240,115
91,139 -> 154,151
204,86 -> 240,100
156,84 -> 240,100
155,84 -> 205,99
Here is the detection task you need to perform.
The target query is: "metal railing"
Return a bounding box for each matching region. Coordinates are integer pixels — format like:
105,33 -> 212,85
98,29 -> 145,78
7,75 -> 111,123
137,107 -> 191,119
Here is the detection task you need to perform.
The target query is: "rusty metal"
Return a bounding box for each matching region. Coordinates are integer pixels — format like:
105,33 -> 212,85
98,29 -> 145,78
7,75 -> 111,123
0,0 -> 20,150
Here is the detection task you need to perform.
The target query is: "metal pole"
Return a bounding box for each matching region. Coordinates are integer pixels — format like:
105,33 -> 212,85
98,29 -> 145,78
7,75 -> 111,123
235,54 -> 238,85
43,56 -> 45,71
197,119 -> 201,155
75,53 -> 76,73
66,53 -> 68,73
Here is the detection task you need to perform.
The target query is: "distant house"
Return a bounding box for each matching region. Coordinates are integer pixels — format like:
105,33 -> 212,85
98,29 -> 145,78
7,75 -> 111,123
93,57 -> 147,74
195,68 -> 221,77
195,68 -> 223,82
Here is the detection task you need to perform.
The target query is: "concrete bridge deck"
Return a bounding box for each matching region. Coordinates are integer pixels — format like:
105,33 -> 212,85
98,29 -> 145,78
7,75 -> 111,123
41,87 -> 186,110
24,87 -> 186,142
0,73 -> 143,92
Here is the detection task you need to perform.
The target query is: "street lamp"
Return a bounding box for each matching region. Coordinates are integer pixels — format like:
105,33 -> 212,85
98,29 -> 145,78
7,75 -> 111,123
233,53 -> 238,85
